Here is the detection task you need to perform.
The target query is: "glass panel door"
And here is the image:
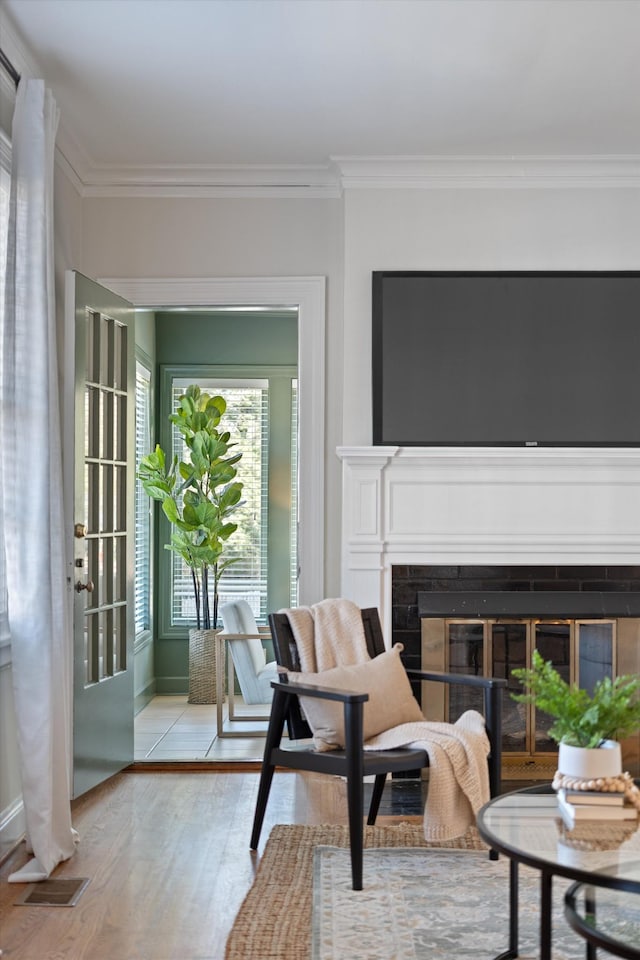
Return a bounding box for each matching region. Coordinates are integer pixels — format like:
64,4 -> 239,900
71,272 -> 134,799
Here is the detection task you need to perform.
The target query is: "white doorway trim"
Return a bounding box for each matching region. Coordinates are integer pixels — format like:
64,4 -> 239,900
99,275 -> 325,604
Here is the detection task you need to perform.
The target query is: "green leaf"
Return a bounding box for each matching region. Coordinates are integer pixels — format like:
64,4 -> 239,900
162,498 -> 179,524
512,648 -> 640,747
219,483 -> 243,511
140,480 -> 171,501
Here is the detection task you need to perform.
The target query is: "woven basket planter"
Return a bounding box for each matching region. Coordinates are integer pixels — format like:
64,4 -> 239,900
188,628 -> 224,704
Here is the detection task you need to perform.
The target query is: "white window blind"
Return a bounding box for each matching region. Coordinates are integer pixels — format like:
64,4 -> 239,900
135,362 -> 152,635
170,379 -> 269,626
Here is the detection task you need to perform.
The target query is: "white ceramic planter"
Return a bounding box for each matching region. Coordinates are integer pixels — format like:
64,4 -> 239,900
557,739 -> 622,780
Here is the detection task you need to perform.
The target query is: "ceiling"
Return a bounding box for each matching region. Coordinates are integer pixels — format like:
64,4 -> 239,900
2,0 -> 640,189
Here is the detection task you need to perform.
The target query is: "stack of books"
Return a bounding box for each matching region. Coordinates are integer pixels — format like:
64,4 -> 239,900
557,787 -> 638,828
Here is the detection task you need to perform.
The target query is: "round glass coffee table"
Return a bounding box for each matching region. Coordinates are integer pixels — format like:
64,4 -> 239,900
477,784 -> 640,960
565,881 -> 640,959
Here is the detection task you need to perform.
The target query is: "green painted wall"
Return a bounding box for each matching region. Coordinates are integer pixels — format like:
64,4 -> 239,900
155,311 -> 297,365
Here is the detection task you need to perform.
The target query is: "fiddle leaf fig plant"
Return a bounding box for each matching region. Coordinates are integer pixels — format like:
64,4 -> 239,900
138,384 -> 243,631
512,649 -> 640,748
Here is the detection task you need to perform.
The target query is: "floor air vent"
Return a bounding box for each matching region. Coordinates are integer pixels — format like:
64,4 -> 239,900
15,877 -> 89,907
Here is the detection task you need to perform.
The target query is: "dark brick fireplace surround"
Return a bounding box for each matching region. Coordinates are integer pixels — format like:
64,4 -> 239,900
392,564 -> 640,675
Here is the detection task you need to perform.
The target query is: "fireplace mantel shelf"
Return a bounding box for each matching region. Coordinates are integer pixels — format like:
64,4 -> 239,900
337,445 -> 640,466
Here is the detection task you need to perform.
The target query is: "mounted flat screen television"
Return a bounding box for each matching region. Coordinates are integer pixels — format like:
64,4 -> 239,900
372,271 -> 640,447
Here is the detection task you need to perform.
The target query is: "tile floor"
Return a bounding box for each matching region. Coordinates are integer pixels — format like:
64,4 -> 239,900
134,694 -> 271,762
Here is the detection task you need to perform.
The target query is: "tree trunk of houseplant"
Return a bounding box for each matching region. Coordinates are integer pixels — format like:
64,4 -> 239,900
188,627 -> 224,704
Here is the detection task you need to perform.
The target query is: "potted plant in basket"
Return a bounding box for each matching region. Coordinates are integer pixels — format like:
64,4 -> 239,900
138,384 -> 243,703
512,650 -> 640,780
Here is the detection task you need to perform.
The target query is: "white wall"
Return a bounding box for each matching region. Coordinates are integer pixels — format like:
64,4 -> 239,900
342,187 -> 640,444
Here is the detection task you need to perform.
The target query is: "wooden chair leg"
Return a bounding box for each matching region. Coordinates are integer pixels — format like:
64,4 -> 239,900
250,762 -> 275,850
250,688 -> 288,850
346,772 -> 364,891
367,773 -> 387,825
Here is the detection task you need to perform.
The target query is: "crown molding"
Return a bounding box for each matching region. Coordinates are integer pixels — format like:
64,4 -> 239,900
79,162 -> 342,199
70,154 -> 640,198
332,155 -> 640,189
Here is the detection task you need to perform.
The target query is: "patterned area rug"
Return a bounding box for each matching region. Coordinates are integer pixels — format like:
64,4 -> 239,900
313,846 -> 584,960
224,822 -> 584,960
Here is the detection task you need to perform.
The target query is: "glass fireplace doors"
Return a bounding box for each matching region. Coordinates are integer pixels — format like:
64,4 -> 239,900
423,618 -> 616,774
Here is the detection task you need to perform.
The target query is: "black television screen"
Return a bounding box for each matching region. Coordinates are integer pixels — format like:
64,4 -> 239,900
372,271 -> 640,447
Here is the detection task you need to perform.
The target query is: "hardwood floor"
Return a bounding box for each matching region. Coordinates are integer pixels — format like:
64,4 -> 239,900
0,769 -> 420,960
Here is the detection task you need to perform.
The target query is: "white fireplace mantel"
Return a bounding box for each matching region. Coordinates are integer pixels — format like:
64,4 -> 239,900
337,446 -> 640,638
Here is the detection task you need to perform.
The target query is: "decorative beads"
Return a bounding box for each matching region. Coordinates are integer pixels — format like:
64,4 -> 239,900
552,770 -> 640,811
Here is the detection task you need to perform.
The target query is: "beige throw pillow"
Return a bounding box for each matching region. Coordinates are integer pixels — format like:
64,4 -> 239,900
285,643 -> 424,751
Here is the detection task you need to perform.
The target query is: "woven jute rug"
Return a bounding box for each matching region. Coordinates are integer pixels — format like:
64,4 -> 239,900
224,822 -> 486,960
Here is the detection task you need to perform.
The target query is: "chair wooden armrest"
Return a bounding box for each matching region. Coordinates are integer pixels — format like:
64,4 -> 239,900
407,669 -> 507,689
271,677 -> 369,704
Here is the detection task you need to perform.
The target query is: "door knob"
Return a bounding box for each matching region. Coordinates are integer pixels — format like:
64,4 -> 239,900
75,579 -> 95,593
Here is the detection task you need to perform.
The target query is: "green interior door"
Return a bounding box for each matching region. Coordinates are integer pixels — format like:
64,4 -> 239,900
69,271 -> 135,798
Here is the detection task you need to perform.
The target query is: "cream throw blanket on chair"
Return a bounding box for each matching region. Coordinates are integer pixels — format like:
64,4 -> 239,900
285,597 -> 370,672
282,598 -> 490,841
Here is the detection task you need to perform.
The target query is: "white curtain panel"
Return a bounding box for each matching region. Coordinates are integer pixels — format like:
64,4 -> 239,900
2,78 -> 77,881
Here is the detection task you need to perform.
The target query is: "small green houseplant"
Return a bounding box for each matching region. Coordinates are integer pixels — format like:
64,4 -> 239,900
512,650 -> 640,749
138,384 -> 243,631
